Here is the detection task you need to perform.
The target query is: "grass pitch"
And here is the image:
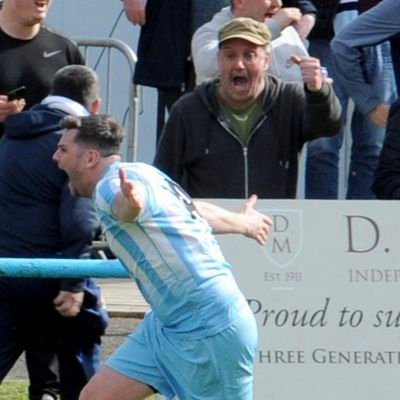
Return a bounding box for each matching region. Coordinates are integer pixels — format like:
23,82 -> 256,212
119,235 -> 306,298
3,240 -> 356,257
0,380 -> 30,400
0,380 -> 157,399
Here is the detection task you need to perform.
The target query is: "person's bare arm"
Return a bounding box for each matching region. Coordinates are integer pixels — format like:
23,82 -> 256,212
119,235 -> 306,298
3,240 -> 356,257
293,13 -> 316,40
271,7 -> 302,30
123,0 -> 146,25
369,103 -> 390,128
194,195 -> 272,245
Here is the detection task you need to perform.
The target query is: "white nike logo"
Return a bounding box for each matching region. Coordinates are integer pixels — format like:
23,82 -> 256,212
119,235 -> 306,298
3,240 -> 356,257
43,50 -> 62,58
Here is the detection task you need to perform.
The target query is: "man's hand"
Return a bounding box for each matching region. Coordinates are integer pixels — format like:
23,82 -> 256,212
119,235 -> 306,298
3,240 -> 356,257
111,168 -> 143,222
53,290 -> 84,317
369,104 -> 390,128
0,95 -> 25,122
123,0 -> 146,25
119,168 -> 143,210
291,55 -> 330,92
240,195 -> 273,246
271,7 -> 302,30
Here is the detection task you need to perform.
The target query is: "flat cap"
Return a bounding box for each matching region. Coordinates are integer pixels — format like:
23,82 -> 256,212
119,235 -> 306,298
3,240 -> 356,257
218,17 -> 271,47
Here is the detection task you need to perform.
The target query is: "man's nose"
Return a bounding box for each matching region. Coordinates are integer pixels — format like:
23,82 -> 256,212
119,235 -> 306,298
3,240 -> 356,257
233,57 -> 246,69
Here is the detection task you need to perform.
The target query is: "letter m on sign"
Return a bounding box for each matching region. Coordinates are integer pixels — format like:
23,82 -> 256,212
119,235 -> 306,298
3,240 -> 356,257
261,209 -> 303,268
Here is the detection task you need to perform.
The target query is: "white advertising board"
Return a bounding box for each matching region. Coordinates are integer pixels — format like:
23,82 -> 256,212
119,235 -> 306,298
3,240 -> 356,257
215,199 -> 400,400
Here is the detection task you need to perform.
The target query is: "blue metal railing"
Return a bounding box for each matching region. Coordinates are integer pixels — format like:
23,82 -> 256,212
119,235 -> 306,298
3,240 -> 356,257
0,258 -> 129,279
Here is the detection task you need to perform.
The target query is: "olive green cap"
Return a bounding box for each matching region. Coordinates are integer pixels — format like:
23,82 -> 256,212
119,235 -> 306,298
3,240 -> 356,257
218,17 -> 271,47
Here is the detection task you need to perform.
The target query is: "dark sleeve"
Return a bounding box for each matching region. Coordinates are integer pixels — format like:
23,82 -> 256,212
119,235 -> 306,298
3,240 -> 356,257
58,183 -> 101,292
153,102 -> 187,184
372,99 -> 400,199
302,83 -> 343,140
282,0 -> 317,15
69,41 -> 85,66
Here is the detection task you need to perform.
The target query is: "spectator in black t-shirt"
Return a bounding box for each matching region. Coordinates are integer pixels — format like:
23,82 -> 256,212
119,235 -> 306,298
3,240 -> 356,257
0,0 -> 84,137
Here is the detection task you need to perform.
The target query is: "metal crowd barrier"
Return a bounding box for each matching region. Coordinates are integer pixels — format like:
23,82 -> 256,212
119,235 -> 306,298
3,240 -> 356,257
73,37 -> 139,161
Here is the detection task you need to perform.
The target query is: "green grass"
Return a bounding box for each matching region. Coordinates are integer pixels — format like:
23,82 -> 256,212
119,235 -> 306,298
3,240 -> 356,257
0,380 -> 30,400
0,380 -> 156,399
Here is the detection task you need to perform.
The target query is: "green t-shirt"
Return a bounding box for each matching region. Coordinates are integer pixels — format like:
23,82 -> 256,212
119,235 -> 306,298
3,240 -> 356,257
218,95 -> 262,145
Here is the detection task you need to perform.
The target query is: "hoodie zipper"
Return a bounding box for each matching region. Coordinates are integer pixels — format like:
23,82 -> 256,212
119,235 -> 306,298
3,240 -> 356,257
217,113 -> 267,198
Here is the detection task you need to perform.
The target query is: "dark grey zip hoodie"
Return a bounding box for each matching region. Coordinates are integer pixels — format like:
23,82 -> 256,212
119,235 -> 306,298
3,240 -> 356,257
154,75 -> 341,199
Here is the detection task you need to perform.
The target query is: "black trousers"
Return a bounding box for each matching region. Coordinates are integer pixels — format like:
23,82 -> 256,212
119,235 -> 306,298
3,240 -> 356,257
0,277 -> 106,400
155,61 -> 196,143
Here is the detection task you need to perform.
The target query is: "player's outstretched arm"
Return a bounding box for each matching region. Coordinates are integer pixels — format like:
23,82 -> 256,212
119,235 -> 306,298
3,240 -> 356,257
194,195 -> 272,245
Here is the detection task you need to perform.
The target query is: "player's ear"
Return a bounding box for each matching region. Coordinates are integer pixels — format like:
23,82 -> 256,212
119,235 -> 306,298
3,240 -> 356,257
86,148 -> 101,168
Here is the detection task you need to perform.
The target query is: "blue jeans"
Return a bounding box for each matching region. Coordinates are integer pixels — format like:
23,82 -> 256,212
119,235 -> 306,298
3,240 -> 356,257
306,38 -> 397,199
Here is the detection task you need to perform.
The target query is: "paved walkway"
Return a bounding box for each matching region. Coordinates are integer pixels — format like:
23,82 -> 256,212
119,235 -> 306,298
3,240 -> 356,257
97,278 -> 150,318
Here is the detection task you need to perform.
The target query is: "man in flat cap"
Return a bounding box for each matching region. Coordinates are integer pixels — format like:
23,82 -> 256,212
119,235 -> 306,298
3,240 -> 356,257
154,17 -> 342,199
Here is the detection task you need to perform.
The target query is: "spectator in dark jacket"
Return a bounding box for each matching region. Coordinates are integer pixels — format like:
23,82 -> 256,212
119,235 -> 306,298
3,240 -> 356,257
0,0 -> 85,138
0,65 -> 109,400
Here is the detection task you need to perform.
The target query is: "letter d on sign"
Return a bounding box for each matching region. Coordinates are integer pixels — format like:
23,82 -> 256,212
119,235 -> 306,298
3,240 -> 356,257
273,215 -> 289,233
345,215 -> 379,253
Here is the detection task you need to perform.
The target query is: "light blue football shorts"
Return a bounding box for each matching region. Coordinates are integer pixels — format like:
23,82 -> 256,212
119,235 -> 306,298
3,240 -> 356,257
107,302 -> 258,400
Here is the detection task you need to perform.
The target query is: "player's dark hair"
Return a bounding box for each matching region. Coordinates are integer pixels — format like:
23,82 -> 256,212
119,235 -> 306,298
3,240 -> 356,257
60,114 -> 124,157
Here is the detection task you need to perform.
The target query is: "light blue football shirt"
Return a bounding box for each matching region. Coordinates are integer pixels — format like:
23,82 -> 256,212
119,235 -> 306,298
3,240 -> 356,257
95,162 -> 247,338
